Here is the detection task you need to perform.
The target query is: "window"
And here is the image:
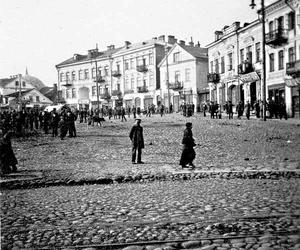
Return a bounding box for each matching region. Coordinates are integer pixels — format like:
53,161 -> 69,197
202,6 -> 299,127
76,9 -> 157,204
185,68 -> 191,81
66,89 -> 70,99
149,71 -> 154,86
228,53 -> 233,71
84,69 -> 89,79
149,54 -> 154,65
104,66 -> 109,76
175,71 -> 180,82
131,77 -> 134,89
29,96 -> 33,101
246,46 -> 252,64
173,52 -> 180,63
15,81 -> 19,86
72,71 -> 76,81
60,72 -> 65,82
210,61 -> 213,73
92,86 -> 96,96
66,72 -> 70,82
125,77 -> 130,89
220,57 -> 225,73
288,12 -> 295,30
269,53 -> 275,72
116,64 -> 120,72
240,49 -> 245,63
22,81 -> 26,87
277,16 -> 284,31
255,42 -> 261,62
137,57 -> 143,66
278,50 -> 284,70
125,60 -> 129,70
72,88 -> 76,98
269,21 -> 274,32
288,47 -> 295,62
79,70 -> 83,80
36,96 -> 40,102
214,59 -> 219,74
92,68 -> 96,79
130,59 -> 135,69
98,68 -> 102,76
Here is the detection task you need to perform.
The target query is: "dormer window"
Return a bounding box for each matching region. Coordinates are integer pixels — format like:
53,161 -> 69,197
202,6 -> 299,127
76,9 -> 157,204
173,52 -> 180,63
22,81 -> 26,87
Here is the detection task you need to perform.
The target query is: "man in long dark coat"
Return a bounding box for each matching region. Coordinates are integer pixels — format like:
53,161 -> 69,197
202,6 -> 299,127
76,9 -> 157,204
179,122 -> 196,169
0,132 -> 18,176
129,118 -> 144,164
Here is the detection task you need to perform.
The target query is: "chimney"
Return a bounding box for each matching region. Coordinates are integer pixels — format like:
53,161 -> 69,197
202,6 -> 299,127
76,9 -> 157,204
125,41 -> 131,48
107,45 -> 115,50
158,35 -> 165,42
196,41 -> 201,47
233,22 -> 240,30
214,31 -> 223,41
88,50 -> 92,59
152,37 -> 157,40
168,35 -> 177,44
73,54 -> 80,60
179,40 -> 185,46
189,37 -> 194,47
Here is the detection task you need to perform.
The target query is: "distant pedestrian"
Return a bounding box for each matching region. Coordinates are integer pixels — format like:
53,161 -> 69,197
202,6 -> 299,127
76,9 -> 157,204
121,107 -> 127,122
58,116 -> 67,140
51,108 -> 60,137
244,101 -> 251,120
129,118 -> 144,164
179,122 -> 196,169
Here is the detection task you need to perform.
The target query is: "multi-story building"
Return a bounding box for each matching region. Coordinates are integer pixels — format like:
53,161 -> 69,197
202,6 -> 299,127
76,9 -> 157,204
206,0 -> 299,117
56,35 -> 177,110
159,40 -> 208,112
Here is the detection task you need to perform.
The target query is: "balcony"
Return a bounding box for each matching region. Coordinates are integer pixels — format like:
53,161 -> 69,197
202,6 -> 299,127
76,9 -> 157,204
265,29 -> 288,47
207,73 -> 220,83
95,76 -> 106,83
286,60 -> 300,78
136,65 -> 148,73
238,61 -> 254,74
100,91 -> 111,100
112,70 -> 122,77
137,86 -> 148,93
111,90 -> 122,96
61,79 -> 73,87
169,81 -> 183,90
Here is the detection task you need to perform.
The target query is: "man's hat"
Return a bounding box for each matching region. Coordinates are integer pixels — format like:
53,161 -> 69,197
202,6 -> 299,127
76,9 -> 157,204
186,122 -> 192,127
135,118 -> 142,121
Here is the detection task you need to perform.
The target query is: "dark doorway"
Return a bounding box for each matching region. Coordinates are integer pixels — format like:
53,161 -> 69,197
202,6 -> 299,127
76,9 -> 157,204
250,82 -> 257,108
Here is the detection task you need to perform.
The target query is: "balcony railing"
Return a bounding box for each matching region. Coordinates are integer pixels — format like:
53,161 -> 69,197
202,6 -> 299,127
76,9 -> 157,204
169,81 -> 183,90
238,61 -> 254,75
265,29 -> 288,47
207,73 -> 220,83
136,65 -> 148,73
94,76 -> 106,83
286,60 -> 300,77
112,71 -> 122,77
124,89 -> 134,94
111,90 -> 122,96
137,86 -> 148,93
61,79 -> 73,87
100,91 -> 111,100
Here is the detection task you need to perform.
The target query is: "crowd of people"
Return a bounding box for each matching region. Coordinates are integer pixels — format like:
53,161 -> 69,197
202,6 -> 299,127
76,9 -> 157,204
202,99 -> 288,120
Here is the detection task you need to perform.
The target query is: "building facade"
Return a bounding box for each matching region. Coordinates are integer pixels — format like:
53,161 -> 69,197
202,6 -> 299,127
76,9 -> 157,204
206,0 -> 300,117
56,35 -> 177,110
159,41 -> 208,112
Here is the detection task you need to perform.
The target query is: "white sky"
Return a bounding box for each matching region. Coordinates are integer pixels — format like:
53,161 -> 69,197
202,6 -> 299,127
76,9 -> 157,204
0,0 -> 276,86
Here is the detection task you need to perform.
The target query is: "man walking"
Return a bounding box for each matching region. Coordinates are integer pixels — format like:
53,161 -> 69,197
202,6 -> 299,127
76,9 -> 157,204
129,118 -> 144,164
179,122 -> 196,169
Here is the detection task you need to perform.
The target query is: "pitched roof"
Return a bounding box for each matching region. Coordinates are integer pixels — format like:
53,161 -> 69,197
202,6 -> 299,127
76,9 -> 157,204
56,47 -> 123,67
0,77 -> 15,87
114,39 -> 166,55
4,89 -> 33,97
178,44 -> 208,58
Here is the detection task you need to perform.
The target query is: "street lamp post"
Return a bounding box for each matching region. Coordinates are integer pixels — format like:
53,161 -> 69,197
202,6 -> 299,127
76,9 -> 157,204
165,44 -> 171,112
250,0 -> 267,121
94,60 -> 100,110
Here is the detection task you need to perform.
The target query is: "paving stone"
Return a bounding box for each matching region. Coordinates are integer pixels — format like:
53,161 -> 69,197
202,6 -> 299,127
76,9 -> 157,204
181,241 -> 201,249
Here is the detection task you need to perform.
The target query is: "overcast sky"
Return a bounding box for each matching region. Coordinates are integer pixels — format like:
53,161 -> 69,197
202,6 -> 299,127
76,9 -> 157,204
0,0 -> 276,86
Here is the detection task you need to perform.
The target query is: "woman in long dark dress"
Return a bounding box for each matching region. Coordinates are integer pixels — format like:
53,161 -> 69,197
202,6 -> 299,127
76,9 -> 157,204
0,132 -> 18,176
179,122 -> 196,169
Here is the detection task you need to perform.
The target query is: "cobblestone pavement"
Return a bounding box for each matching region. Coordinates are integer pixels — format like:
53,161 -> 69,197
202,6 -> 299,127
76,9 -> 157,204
1,179 -> 300,249
2,113 -> 300,185
1,114 -> 300,249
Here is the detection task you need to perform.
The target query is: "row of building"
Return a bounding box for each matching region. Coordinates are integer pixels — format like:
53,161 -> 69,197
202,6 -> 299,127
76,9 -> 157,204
55,0 -> 299,116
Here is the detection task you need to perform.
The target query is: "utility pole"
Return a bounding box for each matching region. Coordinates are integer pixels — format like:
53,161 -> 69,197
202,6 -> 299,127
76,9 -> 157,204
95,60 -> 100,110
165,43 -> 170,111
250,0 -> 267,121
18,74 -> 22,111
